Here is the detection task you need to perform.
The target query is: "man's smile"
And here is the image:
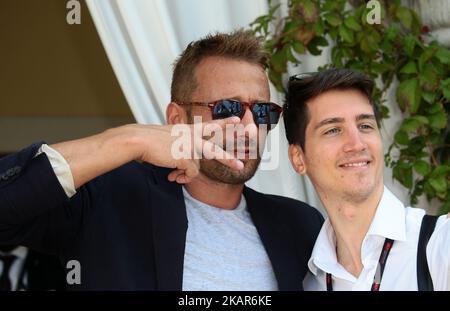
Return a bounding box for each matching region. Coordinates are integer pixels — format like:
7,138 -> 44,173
338,158 -> 372,170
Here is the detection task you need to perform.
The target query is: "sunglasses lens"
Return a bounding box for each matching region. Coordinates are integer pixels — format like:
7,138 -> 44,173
213,100 -> 243,119
252,103 -> 281,127
212,100 -> 281,129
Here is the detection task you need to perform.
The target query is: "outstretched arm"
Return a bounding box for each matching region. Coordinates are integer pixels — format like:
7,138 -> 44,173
51,118 -> 244,189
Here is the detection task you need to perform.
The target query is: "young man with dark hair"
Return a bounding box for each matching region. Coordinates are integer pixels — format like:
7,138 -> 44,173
0,30 -> 323,290
284,68 -> 449,291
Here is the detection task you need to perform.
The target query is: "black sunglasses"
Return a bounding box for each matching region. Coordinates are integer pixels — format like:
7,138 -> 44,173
178,99 -> 283,129
289,72 -> 315,81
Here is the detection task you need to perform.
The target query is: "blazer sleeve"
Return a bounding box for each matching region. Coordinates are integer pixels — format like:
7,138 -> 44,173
0,142 -> 85,254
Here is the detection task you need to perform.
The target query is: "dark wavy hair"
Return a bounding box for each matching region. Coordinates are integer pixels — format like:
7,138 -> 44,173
284,68 -> 379,150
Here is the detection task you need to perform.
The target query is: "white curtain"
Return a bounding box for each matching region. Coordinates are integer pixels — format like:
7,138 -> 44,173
86,0 -> 324,213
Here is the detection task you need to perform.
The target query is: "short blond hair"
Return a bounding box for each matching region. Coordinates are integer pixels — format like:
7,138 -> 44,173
170,30 -> 268,102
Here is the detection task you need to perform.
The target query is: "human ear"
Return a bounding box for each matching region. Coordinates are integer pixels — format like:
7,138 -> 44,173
288,144 -> 307,175
166,103 -> 188,125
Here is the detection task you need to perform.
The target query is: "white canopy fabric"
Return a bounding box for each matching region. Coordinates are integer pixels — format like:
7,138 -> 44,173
85,0 -> 270,124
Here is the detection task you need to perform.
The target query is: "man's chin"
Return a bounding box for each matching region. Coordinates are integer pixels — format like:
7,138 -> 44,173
199,158 -> 261,185
342,182 -> 376,203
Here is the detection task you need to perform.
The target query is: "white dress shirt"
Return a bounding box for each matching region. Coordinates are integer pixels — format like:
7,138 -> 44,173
304,187 -> 450,291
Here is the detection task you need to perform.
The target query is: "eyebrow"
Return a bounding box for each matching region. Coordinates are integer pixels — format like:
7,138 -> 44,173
356,114 -> 376,121
314,117 -> 344,130
314,114 -> 376,130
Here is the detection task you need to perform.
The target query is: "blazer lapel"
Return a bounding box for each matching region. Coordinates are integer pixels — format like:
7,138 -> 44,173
148,167 -> 188,290
244,187 -> 302,290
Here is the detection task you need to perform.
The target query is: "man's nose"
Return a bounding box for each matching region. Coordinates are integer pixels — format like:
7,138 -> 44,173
236,107 -> 258,139
343,127 -> 367,153
240,107 -> 255,126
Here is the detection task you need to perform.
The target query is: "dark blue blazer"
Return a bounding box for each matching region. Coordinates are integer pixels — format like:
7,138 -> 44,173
0,142 -> 323,290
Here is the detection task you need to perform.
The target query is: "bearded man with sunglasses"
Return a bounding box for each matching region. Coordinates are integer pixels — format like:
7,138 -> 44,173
0,30 -> 323,290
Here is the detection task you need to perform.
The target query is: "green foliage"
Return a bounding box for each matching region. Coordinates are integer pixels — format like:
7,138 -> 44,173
251,0 -> 450,214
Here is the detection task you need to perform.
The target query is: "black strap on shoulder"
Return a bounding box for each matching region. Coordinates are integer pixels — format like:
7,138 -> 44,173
417,214 -> 439,291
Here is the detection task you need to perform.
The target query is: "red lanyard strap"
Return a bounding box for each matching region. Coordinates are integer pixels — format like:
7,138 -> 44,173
326,238 -> 395,291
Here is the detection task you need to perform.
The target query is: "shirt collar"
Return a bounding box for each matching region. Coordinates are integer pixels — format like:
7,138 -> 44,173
182,186 -> 247,213
308,218 -> 334,277
308,186 -> 407,278
366,186 -> 407,242
307,218 -> 357,281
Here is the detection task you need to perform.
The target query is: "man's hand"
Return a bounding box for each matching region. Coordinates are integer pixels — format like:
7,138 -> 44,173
134,117 -> 244,184
51,117 -> 244,188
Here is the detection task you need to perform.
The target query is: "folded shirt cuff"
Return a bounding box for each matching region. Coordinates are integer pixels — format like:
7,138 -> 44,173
35,144 -> 76,198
